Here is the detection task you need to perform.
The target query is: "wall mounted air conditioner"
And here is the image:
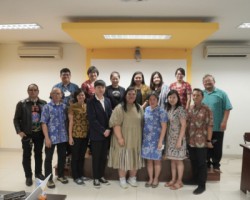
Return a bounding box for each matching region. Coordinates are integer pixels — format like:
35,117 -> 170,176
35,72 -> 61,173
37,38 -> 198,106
203,45 -> 250,58
18,46 -> 63,59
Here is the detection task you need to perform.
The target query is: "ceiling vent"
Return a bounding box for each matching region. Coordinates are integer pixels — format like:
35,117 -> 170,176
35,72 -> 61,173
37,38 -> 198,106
18,46 -> 63,59
203,45 -> 250,58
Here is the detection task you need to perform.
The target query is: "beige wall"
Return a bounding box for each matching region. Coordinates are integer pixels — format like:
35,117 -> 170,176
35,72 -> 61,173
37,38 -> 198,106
1,43 -> 250,155
0,43 -> 85,148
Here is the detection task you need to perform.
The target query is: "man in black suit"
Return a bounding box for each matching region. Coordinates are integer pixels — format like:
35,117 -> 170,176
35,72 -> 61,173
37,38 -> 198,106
87,80 -> 112,188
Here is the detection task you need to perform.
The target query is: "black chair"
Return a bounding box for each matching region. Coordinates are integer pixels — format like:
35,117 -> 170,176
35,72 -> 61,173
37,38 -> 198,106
243,132 -> 250,144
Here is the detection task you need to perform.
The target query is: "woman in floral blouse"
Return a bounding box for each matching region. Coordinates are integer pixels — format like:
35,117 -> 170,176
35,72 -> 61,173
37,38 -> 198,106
68,89 -> 88,185
169,68 -> 192,110
141,92 -> 168,188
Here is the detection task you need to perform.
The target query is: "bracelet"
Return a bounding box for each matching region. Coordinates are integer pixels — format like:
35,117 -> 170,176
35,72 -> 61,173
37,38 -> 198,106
207,140 -> 211,142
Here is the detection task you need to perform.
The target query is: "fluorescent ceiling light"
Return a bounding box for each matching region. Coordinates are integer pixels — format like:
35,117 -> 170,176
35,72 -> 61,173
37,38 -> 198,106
238,23 -> 250,29
0,23 -> 41,30
104,34 -> 171,40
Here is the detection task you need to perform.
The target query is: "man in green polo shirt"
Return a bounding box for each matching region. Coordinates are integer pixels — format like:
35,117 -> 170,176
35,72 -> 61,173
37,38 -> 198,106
202,74 -> 232,173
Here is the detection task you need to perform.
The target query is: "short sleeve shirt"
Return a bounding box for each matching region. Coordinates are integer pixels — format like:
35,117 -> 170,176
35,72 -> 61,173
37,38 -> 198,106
169,81 -> 192,108
68,103 -> 88,138
203,88 -> 232,131
40,101 -> 68,144
81,80 -> 95,100
53,82 -> 79,105
187,104 -> 213,148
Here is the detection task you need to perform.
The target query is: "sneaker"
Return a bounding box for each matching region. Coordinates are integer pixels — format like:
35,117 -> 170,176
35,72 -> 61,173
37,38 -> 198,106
193,186 -> 206,195
57,176 -> 69,184
26,177 -> 33,186
35,174 -> 45,180
127,177 -> 138,187
120,179 -> 128,189
99,177 -> 110,185
47,180 -> 56,189
93,179 -> 101,188
74,178 -> 84,185
81,176 -> 91,181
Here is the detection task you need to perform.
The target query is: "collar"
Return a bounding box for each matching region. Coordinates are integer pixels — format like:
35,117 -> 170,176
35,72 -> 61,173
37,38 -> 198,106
204,87 -> 217,94
25,98 -> 40,103
150,105 -> 159,111
50,101 -> 62,106
95,94 -> 104,101
57,82 -> 71,87
193,103 -> 203,109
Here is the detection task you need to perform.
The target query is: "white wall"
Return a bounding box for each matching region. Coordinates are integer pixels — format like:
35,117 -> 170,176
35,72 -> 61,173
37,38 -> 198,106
192,44 -> 250,155
0,43 -> 249,155
0,43 -> 85,149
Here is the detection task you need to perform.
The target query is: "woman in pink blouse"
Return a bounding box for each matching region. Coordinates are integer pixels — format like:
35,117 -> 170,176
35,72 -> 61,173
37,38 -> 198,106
169,68 -> 192,110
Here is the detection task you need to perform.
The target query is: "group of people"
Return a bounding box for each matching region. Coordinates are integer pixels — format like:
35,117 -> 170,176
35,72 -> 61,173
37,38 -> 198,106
13,66 -> 232,195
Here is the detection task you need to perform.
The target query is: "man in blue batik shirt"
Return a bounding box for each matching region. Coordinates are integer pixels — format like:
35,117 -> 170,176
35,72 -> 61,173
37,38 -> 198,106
41,87 -> 68,189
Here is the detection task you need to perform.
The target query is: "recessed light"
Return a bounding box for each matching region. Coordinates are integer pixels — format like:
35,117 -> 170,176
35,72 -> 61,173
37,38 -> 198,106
0,23 -> 41,30
238,23 -> 250,29
104,34 -> 171,40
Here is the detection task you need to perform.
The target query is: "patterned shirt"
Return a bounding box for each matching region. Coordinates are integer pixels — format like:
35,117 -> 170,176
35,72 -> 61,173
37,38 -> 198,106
40,101 -> 68,144
31,102 -> 42,132
142,106 -> 168,160
169,81 -> 192,108
187,104 -> 213,148
81,80 -> 95,100
68,103 -> 88,138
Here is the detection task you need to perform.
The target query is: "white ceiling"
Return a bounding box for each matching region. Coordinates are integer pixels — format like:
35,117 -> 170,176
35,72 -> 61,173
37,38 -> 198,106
0,0 -> 250,45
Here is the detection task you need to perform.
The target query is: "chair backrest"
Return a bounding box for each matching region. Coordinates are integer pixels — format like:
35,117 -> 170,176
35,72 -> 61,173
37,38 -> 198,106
244,132 -> 250,144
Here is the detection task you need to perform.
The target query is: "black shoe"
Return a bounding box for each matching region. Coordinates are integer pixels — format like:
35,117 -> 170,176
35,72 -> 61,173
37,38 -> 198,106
193,186 -> 206,195
26,177 -> 33,186
99,177 -> 110,185
35,174 -> 45,180
93,179 -> 101,188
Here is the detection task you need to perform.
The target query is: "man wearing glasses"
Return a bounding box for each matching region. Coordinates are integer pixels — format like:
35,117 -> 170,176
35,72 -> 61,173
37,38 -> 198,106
13,84 -> 47,186
53,68 -> 79,105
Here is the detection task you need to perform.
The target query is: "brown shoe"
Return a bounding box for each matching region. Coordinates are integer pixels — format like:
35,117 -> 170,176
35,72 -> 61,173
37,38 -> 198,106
170,182 -> 183,190
164,180 -> 175,187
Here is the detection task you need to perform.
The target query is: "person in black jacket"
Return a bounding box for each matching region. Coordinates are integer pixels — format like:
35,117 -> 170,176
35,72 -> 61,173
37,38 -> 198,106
87,80 -> 112,188
13,84 -> 47,186
105,71 -> 125,110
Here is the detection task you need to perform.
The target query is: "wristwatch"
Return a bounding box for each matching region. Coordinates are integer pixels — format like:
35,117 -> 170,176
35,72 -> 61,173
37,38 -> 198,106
207,140 -> 211,143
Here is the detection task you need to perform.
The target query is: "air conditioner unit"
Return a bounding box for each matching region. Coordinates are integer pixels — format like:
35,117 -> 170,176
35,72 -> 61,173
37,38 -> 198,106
18,46 -> 63,59
203,45 -> 250,58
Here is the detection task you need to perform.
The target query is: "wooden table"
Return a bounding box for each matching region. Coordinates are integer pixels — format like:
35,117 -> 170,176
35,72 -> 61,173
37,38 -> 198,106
240,144 -> 250,193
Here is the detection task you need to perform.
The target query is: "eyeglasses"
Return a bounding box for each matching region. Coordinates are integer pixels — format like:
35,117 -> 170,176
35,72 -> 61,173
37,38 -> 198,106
61,73 -> 70,77
28,89 -> 38,92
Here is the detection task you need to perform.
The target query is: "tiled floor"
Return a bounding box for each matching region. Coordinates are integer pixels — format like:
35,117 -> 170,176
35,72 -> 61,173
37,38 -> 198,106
0,149 -> 249,200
